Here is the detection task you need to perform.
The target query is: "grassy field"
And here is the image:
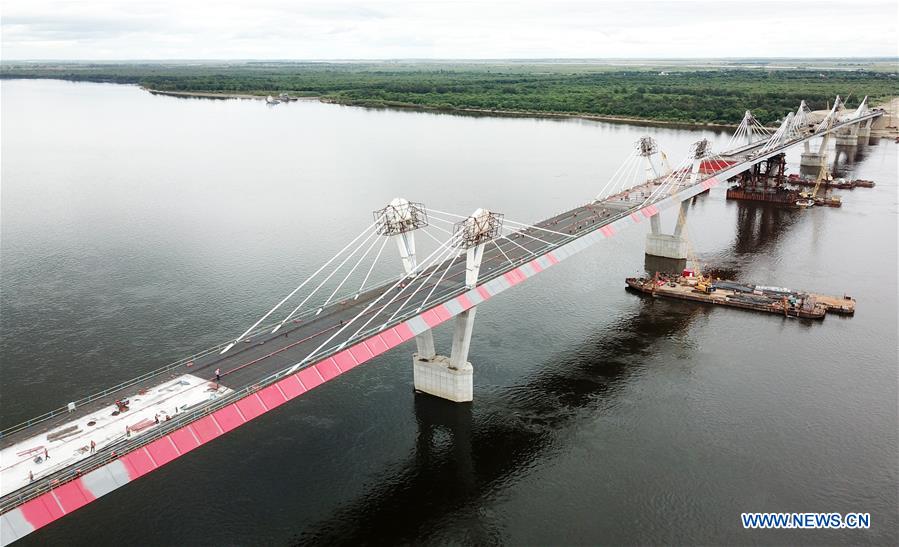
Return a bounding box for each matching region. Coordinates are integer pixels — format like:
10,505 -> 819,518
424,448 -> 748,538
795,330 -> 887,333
2,60 -> 896,125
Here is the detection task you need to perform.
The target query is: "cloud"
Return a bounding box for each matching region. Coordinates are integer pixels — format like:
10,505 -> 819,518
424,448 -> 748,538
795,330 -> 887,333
1,0 -> 896,59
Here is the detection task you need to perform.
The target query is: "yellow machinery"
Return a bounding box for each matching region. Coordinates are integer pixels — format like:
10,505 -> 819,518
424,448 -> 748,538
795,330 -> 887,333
672,196 -> 715,293
800,151 -> 831,200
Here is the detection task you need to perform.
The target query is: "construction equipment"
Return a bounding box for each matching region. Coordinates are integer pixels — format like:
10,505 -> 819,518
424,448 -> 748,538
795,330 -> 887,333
800,151 -> 830,200
695,276 -> 715,294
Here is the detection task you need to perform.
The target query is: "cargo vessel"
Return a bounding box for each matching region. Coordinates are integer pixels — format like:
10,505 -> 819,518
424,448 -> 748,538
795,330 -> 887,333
626,272 -> 855,319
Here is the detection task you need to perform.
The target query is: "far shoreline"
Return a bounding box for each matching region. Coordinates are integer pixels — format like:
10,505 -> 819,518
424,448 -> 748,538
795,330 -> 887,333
140,87 -> 898,135
5,79 -> 892,135
144,87 -> 743,130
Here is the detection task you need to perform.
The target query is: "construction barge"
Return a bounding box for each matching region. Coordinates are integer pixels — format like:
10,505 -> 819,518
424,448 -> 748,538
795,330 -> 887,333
786,174 -> 876,189
626,273 -> 855,319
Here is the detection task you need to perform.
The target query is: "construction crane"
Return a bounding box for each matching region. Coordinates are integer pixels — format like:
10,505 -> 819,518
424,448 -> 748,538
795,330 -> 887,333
798,150 -> 842,207
797,129 -> 841,207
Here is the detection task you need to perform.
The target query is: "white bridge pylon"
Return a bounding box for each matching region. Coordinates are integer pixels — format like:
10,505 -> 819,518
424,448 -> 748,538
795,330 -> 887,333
217,195 -> 512,402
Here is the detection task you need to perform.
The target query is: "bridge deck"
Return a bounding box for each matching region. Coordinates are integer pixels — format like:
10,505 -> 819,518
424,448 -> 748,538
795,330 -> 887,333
0,197 -> 626,497
0,109 -> 882,540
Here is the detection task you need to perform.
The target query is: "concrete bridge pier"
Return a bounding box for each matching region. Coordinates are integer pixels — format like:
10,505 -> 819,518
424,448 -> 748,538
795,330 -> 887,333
413,209 -> 501,403
413,244 -> 483,403
645,200 -> 689,263
856,118 -> 872,145
799,150 -> 823,169
644,143 -> 703,269
834,124 -> 859,147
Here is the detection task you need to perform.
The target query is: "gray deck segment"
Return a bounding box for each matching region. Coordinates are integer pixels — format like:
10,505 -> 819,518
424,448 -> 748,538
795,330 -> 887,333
444,298 -> 464,315
1,510 -> 32,546
81,461 -> 129,498
405,315 -> 430,336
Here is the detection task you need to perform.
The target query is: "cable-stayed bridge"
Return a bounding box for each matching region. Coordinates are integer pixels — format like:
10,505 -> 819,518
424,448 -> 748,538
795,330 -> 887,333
0,96 -> 882,545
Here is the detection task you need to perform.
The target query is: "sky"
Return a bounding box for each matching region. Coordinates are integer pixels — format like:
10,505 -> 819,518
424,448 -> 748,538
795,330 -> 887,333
2,0 -> 897,60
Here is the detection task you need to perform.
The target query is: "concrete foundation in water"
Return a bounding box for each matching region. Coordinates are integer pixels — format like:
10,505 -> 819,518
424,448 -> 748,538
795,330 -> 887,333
413,354 -> 473,403
645,233 -> 688,260
800,152 -> 823,168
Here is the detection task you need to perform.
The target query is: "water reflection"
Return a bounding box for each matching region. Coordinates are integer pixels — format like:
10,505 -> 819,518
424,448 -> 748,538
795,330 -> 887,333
291,301 -> 703,545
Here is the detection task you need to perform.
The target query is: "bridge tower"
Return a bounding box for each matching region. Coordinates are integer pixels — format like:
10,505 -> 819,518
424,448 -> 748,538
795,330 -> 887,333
644,139 -> 710,271
374,198 -> 438,359
801,96 -> 843,169
638,136 -> 662,180
413,208 -> 502,403
740,111 -> 756,147
856,97 -> 871,139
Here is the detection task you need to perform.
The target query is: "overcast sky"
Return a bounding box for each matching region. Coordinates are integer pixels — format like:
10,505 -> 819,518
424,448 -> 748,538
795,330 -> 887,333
2,0 -> 897,60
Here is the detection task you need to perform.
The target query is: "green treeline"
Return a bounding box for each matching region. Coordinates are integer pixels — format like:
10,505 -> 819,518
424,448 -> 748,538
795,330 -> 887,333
2,62 -> 896,125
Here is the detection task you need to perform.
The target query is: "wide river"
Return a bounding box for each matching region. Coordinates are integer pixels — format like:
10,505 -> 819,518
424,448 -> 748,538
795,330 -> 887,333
1,79 -> 897,545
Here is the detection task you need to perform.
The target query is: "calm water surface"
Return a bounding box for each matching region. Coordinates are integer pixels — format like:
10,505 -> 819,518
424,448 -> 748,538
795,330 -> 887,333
1,79 -> 897,545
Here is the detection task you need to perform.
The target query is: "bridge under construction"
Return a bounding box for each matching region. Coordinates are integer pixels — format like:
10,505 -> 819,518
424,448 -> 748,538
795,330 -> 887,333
0,95 -> 882,545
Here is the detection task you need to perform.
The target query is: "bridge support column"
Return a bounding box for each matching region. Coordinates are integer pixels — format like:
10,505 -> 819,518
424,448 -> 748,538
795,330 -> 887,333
857,119 -> 872,144
413,304 -> 475,402
800,151 -> 823,168
413,245 -> 484,403
413,209 -> 501,403
645,153 -> 696,266
645,204 -> 689,277
394,229 -> 438,360
834,125 -> 859,147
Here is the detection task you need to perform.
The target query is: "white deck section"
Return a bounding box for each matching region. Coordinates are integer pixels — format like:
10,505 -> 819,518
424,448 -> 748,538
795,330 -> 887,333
0,374 -> 231,497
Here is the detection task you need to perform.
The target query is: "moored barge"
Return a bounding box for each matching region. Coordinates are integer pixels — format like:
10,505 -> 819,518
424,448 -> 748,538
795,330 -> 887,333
626,274 -> 855,319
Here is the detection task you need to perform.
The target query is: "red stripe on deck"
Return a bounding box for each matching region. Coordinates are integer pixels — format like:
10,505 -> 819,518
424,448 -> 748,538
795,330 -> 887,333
332,350 -> 358,372
433,305 -> 452,322
190,416 -> 222,445
315,359 -> 341,381
547,253 -> 560,264
348,342 -> 373,364
145,436 -> 180,467
235,395 -> 266,421
297,366 -> 324,391
477,285 -> 491,300
503,271 -> 521,286
630,212 -> 641,223
641,205 -> 657,218
20,494 -> 64,529
420,309 -> 442,328
257,384 -> 287,410
169,427 -> 200,453
457,293 -> 473,310
380,327 -> 403,349
277,374 -> 306,399
212,405 -> 245,433
528,260 -> 543,274
122,449 -> 156,479
394,322 -> 414,342
52,479 -> 95,513
600,225 -> 616,238
364,335 -> 389,358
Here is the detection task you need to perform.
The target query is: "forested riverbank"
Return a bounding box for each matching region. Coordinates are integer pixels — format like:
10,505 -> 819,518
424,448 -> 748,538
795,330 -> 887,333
2,61 -> 896,125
